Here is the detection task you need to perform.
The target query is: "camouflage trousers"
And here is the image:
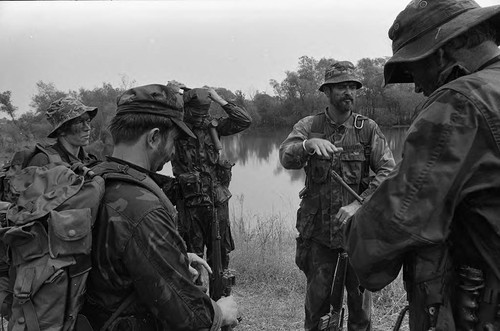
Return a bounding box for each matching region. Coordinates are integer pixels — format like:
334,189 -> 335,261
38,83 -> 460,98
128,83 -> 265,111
298,240 -> 372,331
179,201 -> 235,269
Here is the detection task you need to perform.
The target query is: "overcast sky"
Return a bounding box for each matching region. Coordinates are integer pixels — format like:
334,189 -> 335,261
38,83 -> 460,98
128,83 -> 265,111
1,0 -> 498,115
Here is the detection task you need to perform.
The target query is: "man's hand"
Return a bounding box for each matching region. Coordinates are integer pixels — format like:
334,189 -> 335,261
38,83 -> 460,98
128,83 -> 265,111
304,138 -> 343,158
187,253 -> 212,283
207,88 -> 228,106
217,296 -> 239,327
335,200 -> 362,227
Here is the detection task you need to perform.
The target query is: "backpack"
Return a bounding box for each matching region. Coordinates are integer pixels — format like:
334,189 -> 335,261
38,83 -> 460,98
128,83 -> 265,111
0,159 -> 175,331
0,144 -> 62,204
0,162 -> 105,331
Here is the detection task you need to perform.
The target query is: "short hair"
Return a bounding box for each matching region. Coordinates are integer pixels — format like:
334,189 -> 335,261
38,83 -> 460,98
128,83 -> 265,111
445,21 -> 497,51
108,113 -> 173,145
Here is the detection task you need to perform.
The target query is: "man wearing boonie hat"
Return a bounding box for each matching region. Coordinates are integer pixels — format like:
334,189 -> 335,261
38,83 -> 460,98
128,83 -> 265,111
82,84 -> 239,330
343,0 -> 500,330
28,96 -> 99,166
171,86 -> 252,287
279,61 -> 395,330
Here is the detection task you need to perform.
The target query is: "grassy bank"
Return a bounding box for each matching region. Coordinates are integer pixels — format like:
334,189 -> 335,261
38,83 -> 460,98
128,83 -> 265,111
229,207 -> 409,331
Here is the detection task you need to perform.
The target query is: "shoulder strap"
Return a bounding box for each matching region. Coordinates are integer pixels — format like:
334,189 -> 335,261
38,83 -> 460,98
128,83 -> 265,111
93,162 -> 175,213
310,112 -> 326,138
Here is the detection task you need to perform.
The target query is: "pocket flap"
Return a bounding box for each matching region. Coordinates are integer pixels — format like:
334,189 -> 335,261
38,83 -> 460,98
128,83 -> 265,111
49,209 -> 91,242
340,152 -> 365,161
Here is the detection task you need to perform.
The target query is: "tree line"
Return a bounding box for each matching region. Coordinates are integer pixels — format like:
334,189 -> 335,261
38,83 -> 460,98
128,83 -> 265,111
0,56 -> 423,160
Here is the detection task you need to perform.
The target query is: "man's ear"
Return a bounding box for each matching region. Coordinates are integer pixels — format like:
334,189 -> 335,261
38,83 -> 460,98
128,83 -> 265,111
145,128 -> 162,149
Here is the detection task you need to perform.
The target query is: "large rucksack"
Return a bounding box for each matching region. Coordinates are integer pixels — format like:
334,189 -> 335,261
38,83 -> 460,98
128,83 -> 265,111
0,158 -> 175,331
0,162 -> 105,331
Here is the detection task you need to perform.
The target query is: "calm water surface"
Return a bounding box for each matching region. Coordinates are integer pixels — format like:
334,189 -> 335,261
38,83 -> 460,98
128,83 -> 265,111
161,127 -> 407,226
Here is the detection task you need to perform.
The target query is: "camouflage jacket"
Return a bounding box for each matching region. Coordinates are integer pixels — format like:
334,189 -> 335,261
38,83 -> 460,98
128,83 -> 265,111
344,59 -> 500,292
172,102 -> 251,204
85,157 -> 223,330
280,111 -> 395,248
27,141 -> 97,166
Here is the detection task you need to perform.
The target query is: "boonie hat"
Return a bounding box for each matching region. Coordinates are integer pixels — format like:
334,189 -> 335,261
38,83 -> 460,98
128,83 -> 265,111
385,0 -> 500,84
319,61 -> 363,92
46,96 -> 98,138
183,88 -> 212,116
116,84 -> 195,138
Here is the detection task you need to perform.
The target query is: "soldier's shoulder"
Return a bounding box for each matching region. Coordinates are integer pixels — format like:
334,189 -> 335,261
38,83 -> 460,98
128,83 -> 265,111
103,180 -> 162,218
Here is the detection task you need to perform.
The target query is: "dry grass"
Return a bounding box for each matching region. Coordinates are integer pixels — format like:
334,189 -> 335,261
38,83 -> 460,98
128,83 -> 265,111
229,203 -> 409,331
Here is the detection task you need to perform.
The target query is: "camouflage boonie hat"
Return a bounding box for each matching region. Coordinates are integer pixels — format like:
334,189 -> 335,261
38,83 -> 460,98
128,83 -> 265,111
183,88 -> 212,116
116,84 -> 195,138
46,96 -> 98,138
384,0 -> 500,84
319,61 -> 362,92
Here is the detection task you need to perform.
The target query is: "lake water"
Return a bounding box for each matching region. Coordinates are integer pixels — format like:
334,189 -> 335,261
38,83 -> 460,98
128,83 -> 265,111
160,127 -> 407,226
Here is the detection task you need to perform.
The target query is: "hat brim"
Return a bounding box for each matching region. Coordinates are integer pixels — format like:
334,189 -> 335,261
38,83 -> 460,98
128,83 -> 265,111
384,5 -> 500,85
319,80 -> 363,92
47,106 -> 98,138
171,118 -> 196,138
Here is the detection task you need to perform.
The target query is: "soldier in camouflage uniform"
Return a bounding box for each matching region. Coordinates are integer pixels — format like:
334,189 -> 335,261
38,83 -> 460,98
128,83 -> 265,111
343,1 -> 500,330
83,84 -> 238,330
29,96 -> 99,166
172,87 -> 251,270
280,61 -> 395,331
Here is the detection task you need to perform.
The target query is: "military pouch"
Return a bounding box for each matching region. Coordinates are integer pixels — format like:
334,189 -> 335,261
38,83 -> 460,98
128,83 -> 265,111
216,159 -> 235,187
214,185 -> 232,206
339,150 -> 365,187
309,157 -> 331,184
178,172 -> 202,200
295,236 -> 311,274
48,208 -> 92,258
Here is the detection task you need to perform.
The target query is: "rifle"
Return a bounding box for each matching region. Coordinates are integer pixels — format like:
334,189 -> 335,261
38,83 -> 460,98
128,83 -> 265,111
209,201 -> 236,330
318,251 -> 348,330
318,169 -> 363,330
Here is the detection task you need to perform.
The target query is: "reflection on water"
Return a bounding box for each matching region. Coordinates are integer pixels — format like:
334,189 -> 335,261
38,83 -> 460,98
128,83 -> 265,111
161,127 -> 408,225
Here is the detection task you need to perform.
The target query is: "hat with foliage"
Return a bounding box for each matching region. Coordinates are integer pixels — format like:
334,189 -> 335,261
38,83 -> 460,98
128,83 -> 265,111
46,96 -> 98,138
116,84 -> 195,138
319,61 -> 363,92
384,0 -> 500,84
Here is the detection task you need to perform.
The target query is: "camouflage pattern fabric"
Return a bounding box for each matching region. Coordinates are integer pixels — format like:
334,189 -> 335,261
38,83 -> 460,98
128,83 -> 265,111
280,111 -> 395,331
172,102 -> 251,268
83,158 -> 223,331
27,141 -> 98,167
46,96 -> 97,138
343,61 -> 500,329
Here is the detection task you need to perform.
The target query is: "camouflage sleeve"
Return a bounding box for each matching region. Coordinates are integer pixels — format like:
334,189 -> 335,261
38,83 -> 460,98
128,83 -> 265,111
360,121 -> 396,200
279,116 -> 314,169
343,90 -> 478,291
216,102 -> 252,136
123,207 -> 221,330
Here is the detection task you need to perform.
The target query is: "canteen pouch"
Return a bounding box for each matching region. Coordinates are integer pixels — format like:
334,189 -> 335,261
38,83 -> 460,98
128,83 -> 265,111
48,208 -> 92,258
178,172 -> 202,200
216,160 -> 235,187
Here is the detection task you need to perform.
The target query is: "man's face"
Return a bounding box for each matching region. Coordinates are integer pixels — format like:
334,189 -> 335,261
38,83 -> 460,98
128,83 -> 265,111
405,53 -> 443,97
325,83 -> 358,113
151,126 -> 179,172
60,112 -> 92,147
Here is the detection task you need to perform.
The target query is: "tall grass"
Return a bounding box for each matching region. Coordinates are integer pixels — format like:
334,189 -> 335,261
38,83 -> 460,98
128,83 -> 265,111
229,195 -> 409,330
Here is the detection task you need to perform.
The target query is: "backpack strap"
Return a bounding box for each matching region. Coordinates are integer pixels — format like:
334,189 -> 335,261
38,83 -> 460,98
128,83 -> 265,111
16,267 -> 40,331
100,293 -> 136,331
92,162 -> 175,214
